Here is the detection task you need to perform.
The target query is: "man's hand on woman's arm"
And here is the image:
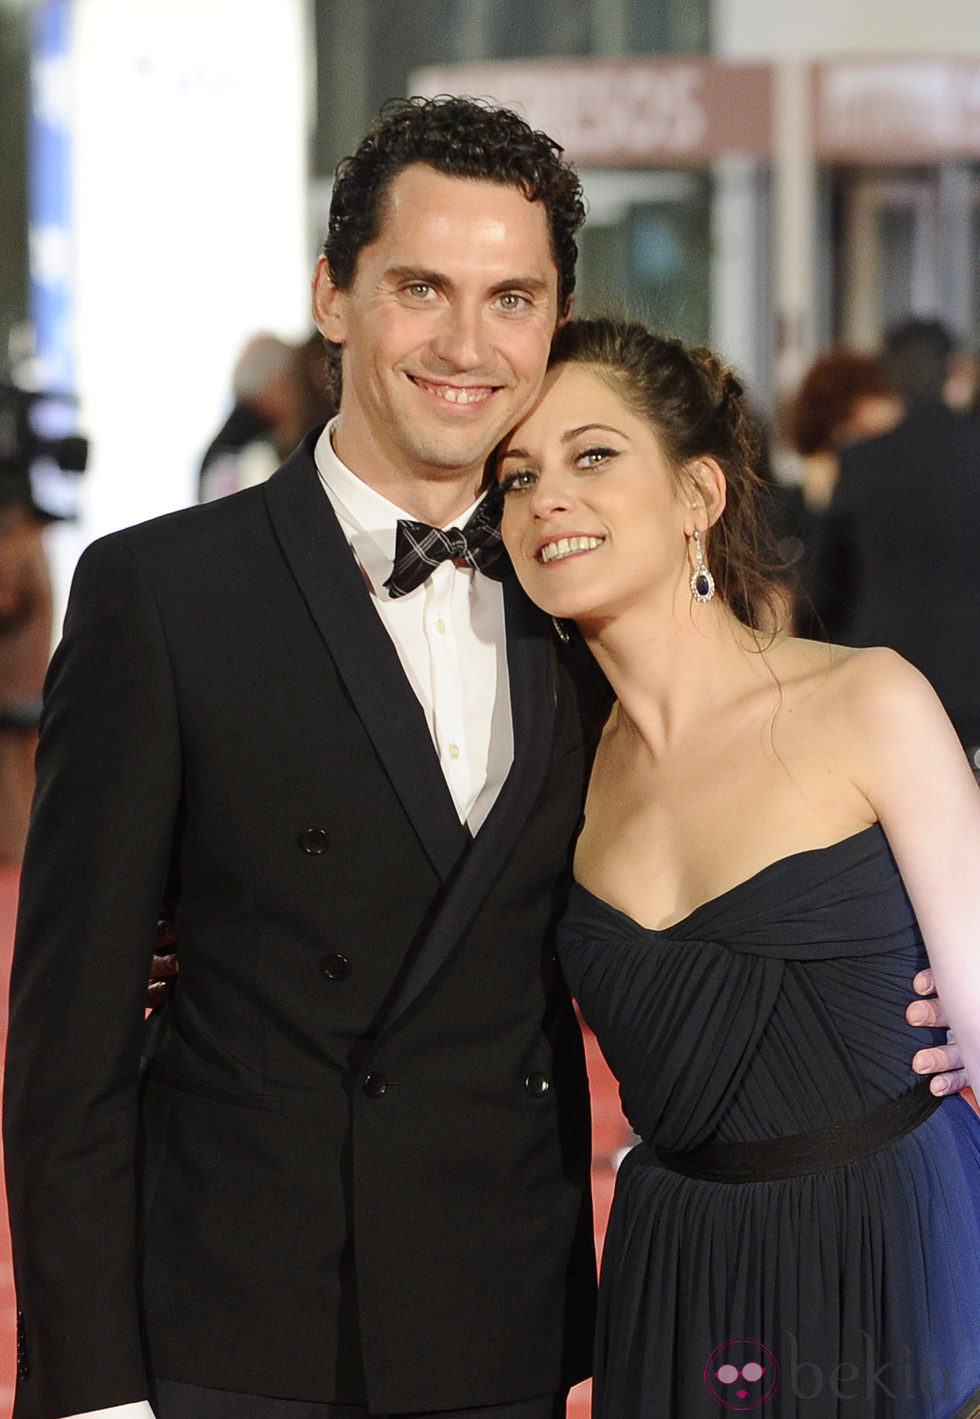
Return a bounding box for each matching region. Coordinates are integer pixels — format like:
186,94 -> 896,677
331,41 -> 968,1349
146,917 -> 178,1009
909,968 -> 969,1096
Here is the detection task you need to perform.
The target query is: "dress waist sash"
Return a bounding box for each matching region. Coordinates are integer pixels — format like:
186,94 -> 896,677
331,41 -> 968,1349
654,1079 -> 942,1183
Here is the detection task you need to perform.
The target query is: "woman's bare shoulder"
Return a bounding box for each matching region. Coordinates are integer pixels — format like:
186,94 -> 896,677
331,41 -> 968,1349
764,639 -> 948,773
789,641 -> 964,791
768,637 -> 927,707
819,642 -> 936,714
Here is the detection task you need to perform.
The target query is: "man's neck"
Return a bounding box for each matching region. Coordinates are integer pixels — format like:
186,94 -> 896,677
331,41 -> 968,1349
329,422 -> 485,527
386,478 -> 484,526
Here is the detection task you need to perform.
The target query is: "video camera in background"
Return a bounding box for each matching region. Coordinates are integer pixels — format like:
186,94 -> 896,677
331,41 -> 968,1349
0,378 -> 89,522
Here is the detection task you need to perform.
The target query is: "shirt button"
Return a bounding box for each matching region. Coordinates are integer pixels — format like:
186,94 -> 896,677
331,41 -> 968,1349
363,1072 -> 388,1098
524,1072 -> 551,1098
436,618 -> 446,634
298,827 -> 330,854
448,743 -> 460,760
320,953 -> 350,981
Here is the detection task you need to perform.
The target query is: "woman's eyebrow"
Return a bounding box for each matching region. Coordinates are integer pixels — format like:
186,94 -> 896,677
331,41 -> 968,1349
561,423 -> 624,441
499,424 -> 626,462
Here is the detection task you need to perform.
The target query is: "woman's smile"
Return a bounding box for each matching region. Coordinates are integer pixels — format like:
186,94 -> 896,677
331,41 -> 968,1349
536,534 -> 606,564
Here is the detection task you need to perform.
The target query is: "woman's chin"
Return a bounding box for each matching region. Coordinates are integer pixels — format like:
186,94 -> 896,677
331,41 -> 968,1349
511,569 -> 598,626
523,590 -> 579,622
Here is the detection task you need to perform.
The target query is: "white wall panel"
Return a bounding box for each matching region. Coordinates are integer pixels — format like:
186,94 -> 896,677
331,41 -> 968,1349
49,0 -> 310,613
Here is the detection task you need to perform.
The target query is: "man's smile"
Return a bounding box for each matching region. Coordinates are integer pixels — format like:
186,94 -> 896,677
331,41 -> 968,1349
408,375 -> 500,407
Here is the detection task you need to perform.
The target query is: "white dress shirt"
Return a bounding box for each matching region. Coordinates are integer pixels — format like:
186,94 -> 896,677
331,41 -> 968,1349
64,1407 -> 154,1419
314,420 -> 513,833
59,427 -> 515,1419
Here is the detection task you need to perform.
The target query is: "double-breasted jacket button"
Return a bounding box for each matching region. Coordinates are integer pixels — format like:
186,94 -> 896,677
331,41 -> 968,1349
320,952 -> 350,981
524,1072 -> 552,1098
363,1071 -> 388,1098
298,827 -> 330,854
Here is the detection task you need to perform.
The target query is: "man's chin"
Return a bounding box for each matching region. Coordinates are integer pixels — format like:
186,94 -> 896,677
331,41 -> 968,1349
406,433 -> 506,483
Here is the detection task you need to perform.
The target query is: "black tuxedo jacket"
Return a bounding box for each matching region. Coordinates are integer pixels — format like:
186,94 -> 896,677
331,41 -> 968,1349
3,435 -> 603,1419
812,399 -> 980,748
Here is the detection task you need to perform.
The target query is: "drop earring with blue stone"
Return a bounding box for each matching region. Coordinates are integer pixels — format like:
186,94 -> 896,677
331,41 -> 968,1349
689,529 -> 715,603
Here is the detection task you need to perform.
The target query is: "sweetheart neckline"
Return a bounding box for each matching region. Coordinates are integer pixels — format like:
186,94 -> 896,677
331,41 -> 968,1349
570,821 -> 886,937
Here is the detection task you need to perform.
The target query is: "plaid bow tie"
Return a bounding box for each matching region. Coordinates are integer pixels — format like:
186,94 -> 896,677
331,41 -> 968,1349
384,491 -> 507,599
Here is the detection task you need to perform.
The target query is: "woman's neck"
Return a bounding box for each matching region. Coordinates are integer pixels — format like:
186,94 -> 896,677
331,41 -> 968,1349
580,599 -> 772,757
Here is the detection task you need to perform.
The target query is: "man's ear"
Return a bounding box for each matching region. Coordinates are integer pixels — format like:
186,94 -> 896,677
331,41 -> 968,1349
312,256 -> 346,344
682,456 -> 727,532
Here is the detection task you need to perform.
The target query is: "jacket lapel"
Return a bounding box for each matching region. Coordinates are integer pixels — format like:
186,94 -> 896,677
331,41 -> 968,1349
371,572 -> 558,1038
264,439 -> 467,881
266,436 -> 561,1038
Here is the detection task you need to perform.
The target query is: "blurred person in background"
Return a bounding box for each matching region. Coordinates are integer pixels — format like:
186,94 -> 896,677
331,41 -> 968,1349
0,485 -> 51,862
813,318 -> 980,772
784,346 -> 903,516
944,342 -> 980,420
771,347 -> 902,635
198,331 -> 337,501
0,376 -> 86,861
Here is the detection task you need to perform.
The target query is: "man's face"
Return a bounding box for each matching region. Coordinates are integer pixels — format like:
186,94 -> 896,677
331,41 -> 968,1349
314,164 -> 561,513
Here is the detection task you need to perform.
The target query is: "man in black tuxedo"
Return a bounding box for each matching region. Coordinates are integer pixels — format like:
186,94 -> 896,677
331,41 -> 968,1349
813,318 -> 980,766
4,98 -> 602,1419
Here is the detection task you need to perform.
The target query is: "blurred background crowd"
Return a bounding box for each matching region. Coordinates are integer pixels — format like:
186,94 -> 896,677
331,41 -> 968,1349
1,0 -> 979,857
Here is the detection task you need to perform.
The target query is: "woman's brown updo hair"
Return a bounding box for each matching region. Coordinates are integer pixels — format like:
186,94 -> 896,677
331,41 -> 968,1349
546,318 -> 781,630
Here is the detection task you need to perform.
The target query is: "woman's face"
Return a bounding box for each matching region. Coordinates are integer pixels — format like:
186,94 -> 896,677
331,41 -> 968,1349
497,362 -> 692,625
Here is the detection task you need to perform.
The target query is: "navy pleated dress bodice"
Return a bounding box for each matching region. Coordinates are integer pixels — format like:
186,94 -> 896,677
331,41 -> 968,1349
559,824 -> 980,1418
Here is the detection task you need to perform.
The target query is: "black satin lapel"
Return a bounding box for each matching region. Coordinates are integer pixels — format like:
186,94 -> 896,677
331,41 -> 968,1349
482,573 -> 556,844
263,441 -> 467,880
372,575 -> 557,1037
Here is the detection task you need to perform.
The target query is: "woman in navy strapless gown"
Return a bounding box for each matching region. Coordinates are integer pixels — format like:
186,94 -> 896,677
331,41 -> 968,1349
496,319 -> 980,1418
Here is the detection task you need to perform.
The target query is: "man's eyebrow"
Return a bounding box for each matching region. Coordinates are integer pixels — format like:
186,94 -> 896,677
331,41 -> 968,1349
383,266 -> 449,287
488,276 -> 552,297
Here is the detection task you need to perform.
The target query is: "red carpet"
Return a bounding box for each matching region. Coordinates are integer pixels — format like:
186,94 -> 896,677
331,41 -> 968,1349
0,867 -> 629,1419
567,1028 -> 632,1419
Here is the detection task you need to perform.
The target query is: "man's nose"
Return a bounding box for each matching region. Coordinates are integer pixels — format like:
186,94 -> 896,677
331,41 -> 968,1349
431,302 -> 492,369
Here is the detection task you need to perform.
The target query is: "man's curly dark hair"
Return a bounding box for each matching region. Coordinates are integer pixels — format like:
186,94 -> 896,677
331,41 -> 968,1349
324,95 -> 586,317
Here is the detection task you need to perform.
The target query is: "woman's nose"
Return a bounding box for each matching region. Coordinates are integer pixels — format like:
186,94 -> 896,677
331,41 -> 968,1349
528,474 -> 573,517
